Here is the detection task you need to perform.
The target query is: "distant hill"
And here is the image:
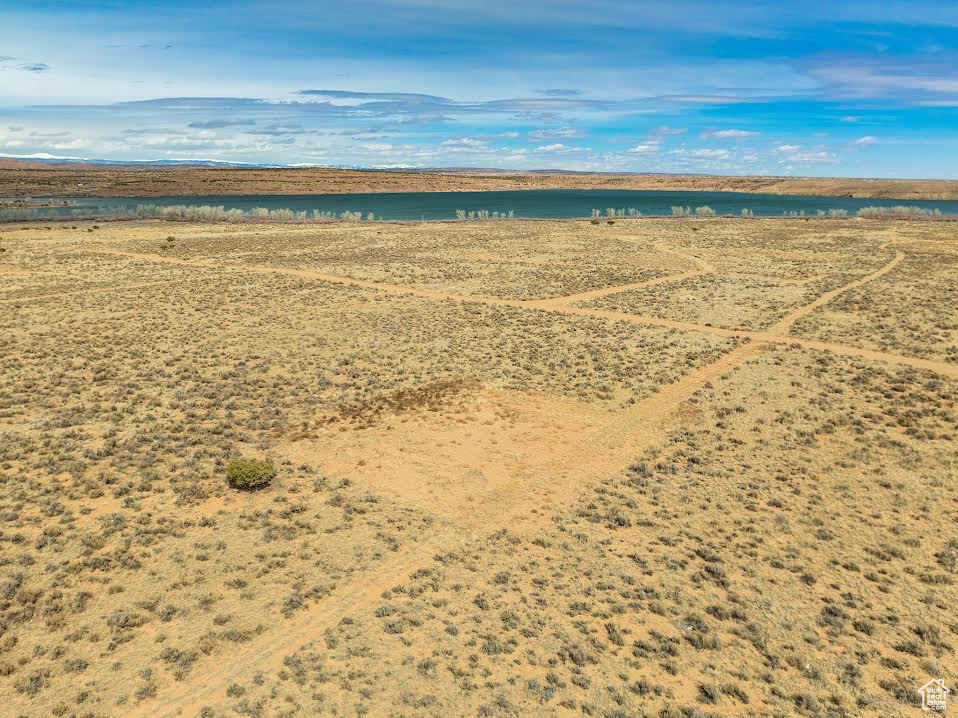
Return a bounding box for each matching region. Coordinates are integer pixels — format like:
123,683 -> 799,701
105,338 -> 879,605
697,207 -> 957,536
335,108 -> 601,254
1,159 -> 956,200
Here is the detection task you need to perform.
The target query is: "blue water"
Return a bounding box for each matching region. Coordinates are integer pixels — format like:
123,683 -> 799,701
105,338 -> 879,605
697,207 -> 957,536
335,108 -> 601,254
15,189 -> 958,220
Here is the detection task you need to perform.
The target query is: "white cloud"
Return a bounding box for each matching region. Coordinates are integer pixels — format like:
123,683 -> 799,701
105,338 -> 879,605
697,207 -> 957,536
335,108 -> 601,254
689,148 -> 731,159
358,142 -> 397,152
50,139 -> 88,150
535,143 -> 567,152
853,135 -> 877,146
778,150 -> 837,163
626,143 -> 659,154
659,95 -> 765,104
775,144 -> 801,153
702,129 -> 759,139
440,136 -> 487,148
528,127 -> 584,140
650,126 -> 687,138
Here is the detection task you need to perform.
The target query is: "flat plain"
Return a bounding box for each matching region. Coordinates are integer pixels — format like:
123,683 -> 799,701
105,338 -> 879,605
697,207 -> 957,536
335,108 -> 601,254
1,216 -> 956,718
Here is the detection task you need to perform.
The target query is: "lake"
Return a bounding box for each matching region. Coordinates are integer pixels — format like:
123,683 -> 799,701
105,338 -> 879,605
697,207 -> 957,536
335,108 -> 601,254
9,189 -> 958,220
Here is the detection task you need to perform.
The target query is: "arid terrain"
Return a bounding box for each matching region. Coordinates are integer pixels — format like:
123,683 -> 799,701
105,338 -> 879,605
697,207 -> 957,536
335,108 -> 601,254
2,163 -> 958,200
1,216 -> 956,718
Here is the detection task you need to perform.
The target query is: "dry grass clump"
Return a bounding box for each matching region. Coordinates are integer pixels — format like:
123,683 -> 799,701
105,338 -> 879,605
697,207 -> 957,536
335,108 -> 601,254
325,378 -> 482,429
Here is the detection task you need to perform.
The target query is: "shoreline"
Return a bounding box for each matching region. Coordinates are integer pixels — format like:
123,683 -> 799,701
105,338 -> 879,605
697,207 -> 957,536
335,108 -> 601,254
3,213 -> 955,228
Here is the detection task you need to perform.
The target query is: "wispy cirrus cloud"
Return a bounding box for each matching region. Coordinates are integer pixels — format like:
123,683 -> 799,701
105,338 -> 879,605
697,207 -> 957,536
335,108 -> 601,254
802,53 -> 958,101
440,136 -> 488,149
685,148 -> 732,159
534,143 -> 587,154
188,118 -> 257,129
657,95 -> 766,105
781,150 -> 837,163
538,89 -> 582,97
528,127 -> 585,140
0,56 -> 51,73
294,89 -> 615,124
701,129 -> 760,139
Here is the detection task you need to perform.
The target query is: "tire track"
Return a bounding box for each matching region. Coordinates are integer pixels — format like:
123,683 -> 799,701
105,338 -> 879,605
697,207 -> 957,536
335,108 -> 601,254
75,246 -> 957,379
0,278 -> 188,304
523,245 -> 716,308
769,250 -> 904,334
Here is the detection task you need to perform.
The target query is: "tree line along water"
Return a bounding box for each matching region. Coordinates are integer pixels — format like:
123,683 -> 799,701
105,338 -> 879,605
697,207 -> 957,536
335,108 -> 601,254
1,189 -> 954,222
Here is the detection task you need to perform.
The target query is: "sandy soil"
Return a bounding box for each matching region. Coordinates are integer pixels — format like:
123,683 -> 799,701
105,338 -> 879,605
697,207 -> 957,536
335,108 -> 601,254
1,216 -> 956,717
2,164 -> 958,199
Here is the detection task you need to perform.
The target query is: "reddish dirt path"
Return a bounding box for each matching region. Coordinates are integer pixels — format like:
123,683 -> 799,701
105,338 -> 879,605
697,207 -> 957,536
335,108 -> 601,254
131,245 -> 945,718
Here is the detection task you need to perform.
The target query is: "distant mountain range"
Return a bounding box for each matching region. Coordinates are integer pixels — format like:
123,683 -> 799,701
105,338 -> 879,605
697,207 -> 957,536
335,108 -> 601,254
0,154 -> 286,169
402,167 -> 694,177
0,154 -> 696,176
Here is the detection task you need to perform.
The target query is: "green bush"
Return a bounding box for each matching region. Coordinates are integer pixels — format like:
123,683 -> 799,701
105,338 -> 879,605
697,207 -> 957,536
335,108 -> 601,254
226,458 -> 274,490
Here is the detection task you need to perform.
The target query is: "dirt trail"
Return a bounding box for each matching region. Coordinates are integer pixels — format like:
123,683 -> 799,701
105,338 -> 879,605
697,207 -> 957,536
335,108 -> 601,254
524,245 -> 715,308
769,250 -> 904,334
136,245 -> 939,717
0,278 -> 187,304
145,532 -> 459,717
78,246 -> 958,380
522,271 -> 693,307
80,247 -> 504,303
756,336 -> 958,378
139,338 -> 763,718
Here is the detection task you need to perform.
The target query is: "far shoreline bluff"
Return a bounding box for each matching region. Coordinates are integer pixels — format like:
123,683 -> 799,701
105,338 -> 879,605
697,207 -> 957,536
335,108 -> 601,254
1,166 -> 958,200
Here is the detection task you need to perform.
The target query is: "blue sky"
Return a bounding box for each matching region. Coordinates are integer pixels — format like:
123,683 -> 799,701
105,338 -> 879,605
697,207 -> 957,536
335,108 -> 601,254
1,1 -> 957,177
